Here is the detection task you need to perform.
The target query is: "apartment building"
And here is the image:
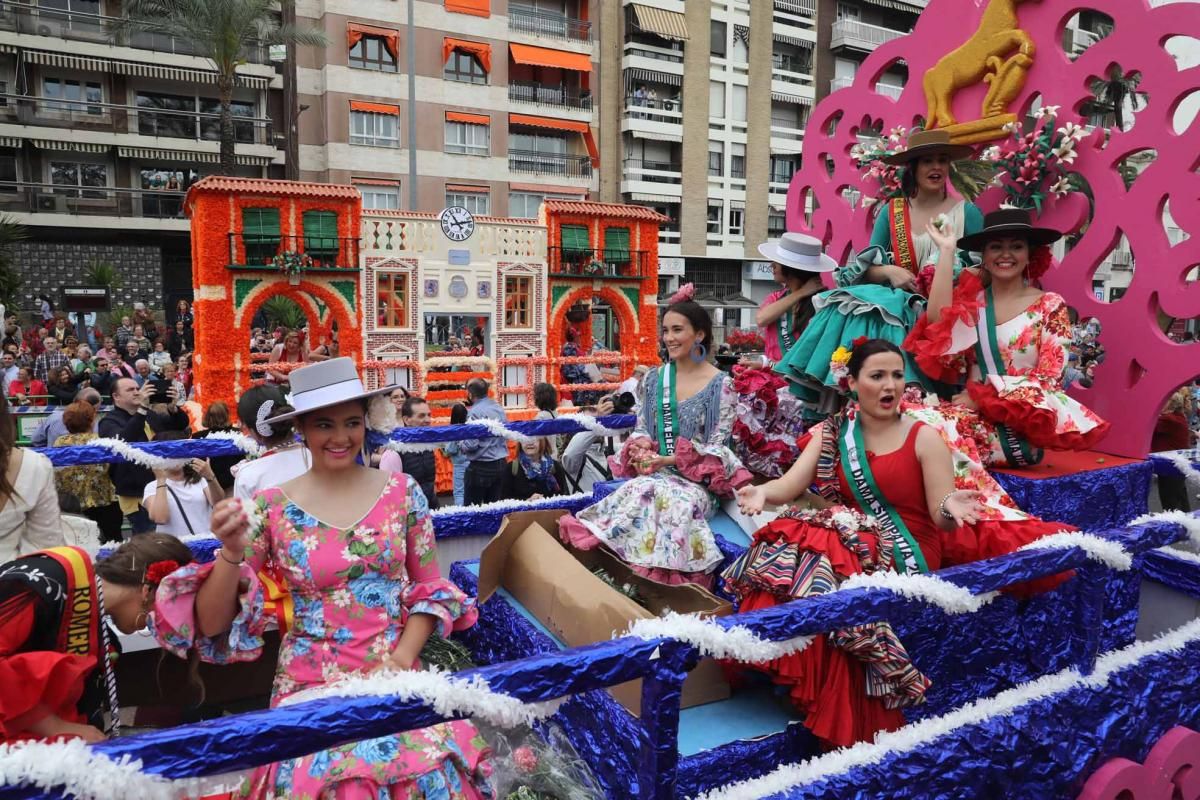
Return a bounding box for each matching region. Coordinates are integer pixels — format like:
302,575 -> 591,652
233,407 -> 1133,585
293,0 -> 599,220
0,0 -> 285,310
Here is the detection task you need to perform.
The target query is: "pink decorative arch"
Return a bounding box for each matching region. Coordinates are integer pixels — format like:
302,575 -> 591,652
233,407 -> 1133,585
787,0 -> 1200,457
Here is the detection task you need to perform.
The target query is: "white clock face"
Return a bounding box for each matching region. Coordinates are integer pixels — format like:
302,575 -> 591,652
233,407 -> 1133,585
440,206 -> 475,242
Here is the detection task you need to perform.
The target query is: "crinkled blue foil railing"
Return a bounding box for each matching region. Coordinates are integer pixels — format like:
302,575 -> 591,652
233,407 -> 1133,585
6,515 -> 1198,800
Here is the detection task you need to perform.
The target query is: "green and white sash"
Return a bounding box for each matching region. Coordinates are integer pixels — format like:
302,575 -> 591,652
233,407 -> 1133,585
778,306 -> 796,352
839,414 -> 928,574
973,287 -> 1043,467
656,362 -> 680,456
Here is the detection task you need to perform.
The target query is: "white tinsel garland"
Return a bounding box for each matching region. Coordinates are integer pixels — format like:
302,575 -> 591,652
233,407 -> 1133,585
696,616 -> 1200,800
1151,544 -> 1200,565
1017,531 -> 1133,571
625,611 -> 813,662
0,738 -> 191,800
277,668 -> 563,727
56,432 -> 264,471
1156,450 -> 1200,488
428,492 -> 592,518
838,571 -> 998,614
381,416 -> 634,453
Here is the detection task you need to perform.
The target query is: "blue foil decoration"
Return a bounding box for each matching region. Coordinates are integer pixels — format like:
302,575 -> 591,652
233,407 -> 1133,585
993,459 -> 1152,531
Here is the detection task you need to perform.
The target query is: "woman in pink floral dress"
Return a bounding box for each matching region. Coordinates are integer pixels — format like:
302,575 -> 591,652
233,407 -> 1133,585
903,209 -> 1110,468
151,358 -> 492,799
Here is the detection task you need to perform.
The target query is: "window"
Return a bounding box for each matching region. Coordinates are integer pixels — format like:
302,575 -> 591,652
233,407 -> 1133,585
376,273 -> 408,328
0,151 -> 17,192
729,204 -> 745,237
199,98 -> 256,143
509,192 -> 548,218
242,207 -> 281,264
768,211 -> 786,237
136,91 -> 255,142
771,102 -> 803,130
510,131 -> 566,154
560,224 -> 590,265
770,155 -> 798,184
303,210 -> 340,264
445,120 -> 489,156
504,275 -> 532,328
836,2 -> 860,19
732,25 -> 749,63
709,81 -> 725,118
732,85 -> 748,122
731,143 -> 746,179
710,20 -> 727,57
708,142 -> 723,177
604,226 -> 630,265
707,202 -> 722,235
50,161 -> 107,198
357,183 -> 400,210
444,49 -> 487,84
43,78 -> 102,113
349,34 -> 398,72
140,167 -> 198,217
350,108 -> 399,147
446,190 -> 489,215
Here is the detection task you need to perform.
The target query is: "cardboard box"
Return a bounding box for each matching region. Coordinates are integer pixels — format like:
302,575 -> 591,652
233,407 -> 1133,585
477,510 -> 732,716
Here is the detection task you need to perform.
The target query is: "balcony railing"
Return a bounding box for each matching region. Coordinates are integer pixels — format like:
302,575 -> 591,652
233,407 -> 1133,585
623,95 -> 682,124
771,55 -> 813,84
549,246 -> 646,279
830,76 -> 854,92
622,157 -> 682,184
508,149 -> 592,178
831,19 -> 907,51
0,94 -> 275,145
623,40 -> 684,63
227,233 -> 361,271
0,181 -> 187,219
0,2 -> 270,62
774,0 -> 816,14
509,5 -> 591,43
508,81 -> 593,111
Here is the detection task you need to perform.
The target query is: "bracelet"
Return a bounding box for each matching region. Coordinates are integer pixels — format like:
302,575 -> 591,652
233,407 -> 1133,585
156,482 -> 167,488
217,547 -> 245,566
937,492 -> 956,521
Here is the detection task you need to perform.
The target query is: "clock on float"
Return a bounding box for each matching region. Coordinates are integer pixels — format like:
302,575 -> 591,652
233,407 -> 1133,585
439,206 -> 475,242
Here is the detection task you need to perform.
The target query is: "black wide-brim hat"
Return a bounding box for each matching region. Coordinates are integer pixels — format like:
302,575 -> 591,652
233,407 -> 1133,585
957,208 -> 1063,252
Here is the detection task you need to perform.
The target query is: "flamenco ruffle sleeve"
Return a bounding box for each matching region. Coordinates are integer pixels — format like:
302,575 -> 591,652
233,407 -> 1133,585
151,559 -> 269,663
902,270 -> 986,384
0,596 -> 96,741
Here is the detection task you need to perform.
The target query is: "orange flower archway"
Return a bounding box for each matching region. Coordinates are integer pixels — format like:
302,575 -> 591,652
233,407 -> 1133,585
547,284 -> 658,370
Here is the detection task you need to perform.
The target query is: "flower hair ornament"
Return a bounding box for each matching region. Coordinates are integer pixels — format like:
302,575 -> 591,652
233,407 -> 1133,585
254,400 -> 275,438
829,336 -> 870,393
144,560 -> 180,586
668,282 -> 696,304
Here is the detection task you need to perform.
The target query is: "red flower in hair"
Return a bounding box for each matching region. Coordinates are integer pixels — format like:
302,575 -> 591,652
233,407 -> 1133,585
1026,245 -> 1054,284
852,336 -> 870,349
145,560 -> 180,586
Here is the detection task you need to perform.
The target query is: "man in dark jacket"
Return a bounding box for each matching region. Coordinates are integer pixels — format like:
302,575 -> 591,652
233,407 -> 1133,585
400,396 -> 439,508
97,377 -> 189,535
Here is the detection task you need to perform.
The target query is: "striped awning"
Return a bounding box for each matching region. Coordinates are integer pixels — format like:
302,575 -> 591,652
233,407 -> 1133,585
0,137 -> 21,149
32,138 -> 108,153
627,192 -> 679,204
861,0 -> 924,12
624,67 -> 681,88
771,91 -> 813,105
628,128 -> 682,143
772,31 -> 814,48
630,4 -> 689,41
0,44 -> 18,54
24,50 -> 111,72
773,0 -> 816,13
117,146 -> 271,166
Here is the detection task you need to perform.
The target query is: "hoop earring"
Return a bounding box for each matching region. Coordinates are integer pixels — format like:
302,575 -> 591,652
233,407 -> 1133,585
689,343 -> 707,363
134,611 -> 147,630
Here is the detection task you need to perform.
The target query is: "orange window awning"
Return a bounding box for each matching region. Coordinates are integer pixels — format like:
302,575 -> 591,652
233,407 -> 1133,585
347,23 -> 398,59
446,111 -> 490,125
509,43 -> 592,72
446,184 -> 489,193
445,0 -> 489,17
508,114 -> 598,168
350,100 -> 399,115
443,37 -> 492,73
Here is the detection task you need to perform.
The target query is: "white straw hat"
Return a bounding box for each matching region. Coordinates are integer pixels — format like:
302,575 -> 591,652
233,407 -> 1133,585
265,357 -> 397,423
757,232 -> 838,273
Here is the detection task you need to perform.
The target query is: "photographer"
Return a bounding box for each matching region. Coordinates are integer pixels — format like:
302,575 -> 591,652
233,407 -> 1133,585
560,395 -> 624,494
141,430 -> 223,538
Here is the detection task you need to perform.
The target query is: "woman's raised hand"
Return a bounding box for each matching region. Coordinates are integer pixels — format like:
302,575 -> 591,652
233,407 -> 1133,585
210,498 -> 251,556
736,484 -> 767,516
925,220 -> 958,253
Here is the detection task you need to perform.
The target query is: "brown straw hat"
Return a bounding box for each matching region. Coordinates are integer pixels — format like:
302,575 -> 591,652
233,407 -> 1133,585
880,129 -> 976,166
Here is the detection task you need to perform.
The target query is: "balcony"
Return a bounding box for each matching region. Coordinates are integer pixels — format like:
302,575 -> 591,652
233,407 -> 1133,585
227,234 -> 361,271
622,157 -> 682,185
508,149 -> 592,178
509,81 -> 593,111
0,181 -> 187,221
0,1 -> 270,62
549,246 -> 647,279
771,54 -> 813,85
509,5 -> 591,44
830,19 -> 907,52
623,95 -> 682,124
0,94 -> 275,146
774,0 -> 816,14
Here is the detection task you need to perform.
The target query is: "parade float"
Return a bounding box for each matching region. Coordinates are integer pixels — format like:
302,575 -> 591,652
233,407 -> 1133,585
3,0 -> 1200,798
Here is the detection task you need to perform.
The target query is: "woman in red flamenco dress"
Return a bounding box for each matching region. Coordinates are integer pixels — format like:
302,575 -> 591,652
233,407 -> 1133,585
726,339 -> 1070,749
0,535 -> 192,743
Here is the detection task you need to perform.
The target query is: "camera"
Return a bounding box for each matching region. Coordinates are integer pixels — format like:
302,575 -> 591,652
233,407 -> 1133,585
607,391 -> 637,415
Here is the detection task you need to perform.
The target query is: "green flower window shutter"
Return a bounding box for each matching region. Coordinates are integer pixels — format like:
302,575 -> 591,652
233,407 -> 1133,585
303,210 -> 340,264
604,226 -> 630,265
242,207 -> 280,265
561,224 -> 589,255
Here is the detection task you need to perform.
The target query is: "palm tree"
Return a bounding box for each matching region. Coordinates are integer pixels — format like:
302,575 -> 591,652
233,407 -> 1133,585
0,215 -> 27,315
112,0 -> 326,175
1085,65 -> 1147,132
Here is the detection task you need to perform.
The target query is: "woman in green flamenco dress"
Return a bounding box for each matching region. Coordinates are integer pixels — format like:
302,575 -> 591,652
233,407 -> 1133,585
774,129 -> 983,403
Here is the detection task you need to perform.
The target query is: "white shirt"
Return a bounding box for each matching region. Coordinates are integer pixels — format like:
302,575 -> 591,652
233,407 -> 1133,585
0,450 -> 64,563
233,447 -> 309,502
143,478 -> 214,537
